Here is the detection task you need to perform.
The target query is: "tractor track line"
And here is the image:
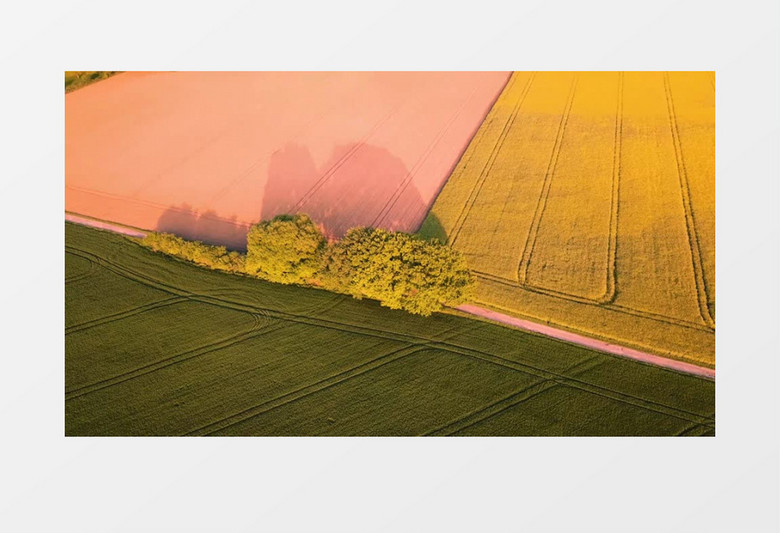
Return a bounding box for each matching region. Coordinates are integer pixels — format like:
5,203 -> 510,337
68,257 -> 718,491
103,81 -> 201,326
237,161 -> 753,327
518,73 -> 579,284
449,73 -> 536,245
663,72 -> 715,329
65,296 -> 186,335
65,315 -> 284,401
433,340 -> 714,427
423,379 -> 556,436
473,270 -> 714,332
189,344 -> 427,436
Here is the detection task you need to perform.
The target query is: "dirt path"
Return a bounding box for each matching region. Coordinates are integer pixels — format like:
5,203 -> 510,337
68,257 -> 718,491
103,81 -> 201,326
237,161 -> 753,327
456,304 -> 715,379
65,212 -> 148,238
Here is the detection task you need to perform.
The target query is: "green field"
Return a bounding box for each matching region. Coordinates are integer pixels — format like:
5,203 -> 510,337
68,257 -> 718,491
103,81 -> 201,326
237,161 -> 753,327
65,71 -> 120,92
65,222 -> 714,436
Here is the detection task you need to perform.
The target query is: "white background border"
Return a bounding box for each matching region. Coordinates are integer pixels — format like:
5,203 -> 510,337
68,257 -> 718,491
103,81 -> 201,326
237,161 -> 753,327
1,0 -> 778,531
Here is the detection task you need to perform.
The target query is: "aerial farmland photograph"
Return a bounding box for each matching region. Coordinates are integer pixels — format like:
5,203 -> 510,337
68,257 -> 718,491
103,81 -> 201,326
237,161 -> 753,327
64,70 -> 715,436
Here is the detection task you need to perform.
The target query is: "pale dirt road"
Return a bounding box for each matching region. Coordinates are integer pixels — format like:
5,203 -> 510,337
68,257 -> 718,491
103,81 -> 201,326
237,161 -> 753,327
65,213 -> 148,238
456,304 -> 715,379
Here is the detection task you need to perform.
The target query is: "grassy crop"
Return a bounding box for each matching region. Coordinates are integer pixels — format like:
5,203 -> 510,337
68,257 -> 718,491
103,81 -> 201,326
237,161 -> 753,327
65,71 -> 120,92
65,222 -> 714,436
421,71 -> 715,367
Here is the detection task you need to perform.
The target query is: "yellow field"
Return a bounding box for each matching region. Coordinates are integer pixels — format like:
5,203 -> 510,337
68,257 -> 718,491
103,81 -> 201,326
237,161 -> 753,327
423,71 -> 715,366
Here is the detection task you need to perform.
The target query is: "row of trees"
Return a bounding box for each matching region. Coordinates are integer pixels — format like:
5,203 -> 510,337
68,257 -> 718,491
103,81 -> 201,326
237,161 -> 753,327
141,232 -> 245,273
142,214 -> 473,316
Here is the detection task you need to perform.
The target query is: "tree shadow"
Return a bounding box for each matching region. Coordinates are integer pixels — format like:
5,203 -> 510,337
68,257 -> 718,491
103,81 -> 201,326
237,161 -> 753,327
156,203 -> 249,250
153,142 -> 449,250
416,212 -> 448,244
261,142 -> 430,239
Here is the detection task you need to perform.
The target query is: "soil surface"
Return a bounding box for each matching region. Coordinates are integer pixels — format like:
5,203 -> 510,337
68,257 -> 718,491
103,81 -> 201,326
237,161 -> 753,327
66,71 -> 510,248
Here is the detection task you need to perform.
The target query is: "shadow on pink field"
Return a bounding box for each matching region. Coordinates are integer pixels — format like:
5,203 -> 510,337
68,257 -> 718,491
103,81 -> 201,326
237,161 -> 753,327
154,142 -> 436,249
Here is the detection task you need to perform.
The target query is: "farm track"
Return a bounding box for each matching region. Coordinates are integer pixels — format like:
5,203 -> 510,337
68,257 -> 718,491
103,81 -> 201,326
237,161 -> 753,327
518,74 -> 579,284
450,73 -> 536,245
66,239 -> 714,429
663,73 -> 716,329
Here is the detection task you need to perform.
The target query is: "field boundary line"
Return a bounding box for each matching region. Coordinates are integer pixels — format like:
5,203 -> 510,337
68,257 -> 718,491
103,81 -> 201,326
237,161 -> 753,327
372,85 -> 481,228
449,73 -> 536,245
473,270 -> 714,332
189,344 -> 427,436
663,73 -> 716,329
423,379 -> 556,436
456,303 -> 715,379
431,73 -> 513,215
602,72 -> 624,303
517,73 -> 579,284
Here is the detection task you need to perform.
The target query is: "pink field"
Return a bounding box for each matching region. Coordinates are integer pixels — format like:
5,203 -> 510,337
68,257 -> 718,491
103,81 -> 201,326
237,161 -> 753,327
65,71 -> 510,249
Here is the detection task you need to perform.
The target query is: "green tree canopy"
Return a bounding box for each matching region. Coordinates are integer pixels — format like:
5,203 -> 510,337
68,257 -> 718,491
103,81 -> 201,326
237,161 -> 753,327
245,214 -> 327,284
322,227 -> 473,316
